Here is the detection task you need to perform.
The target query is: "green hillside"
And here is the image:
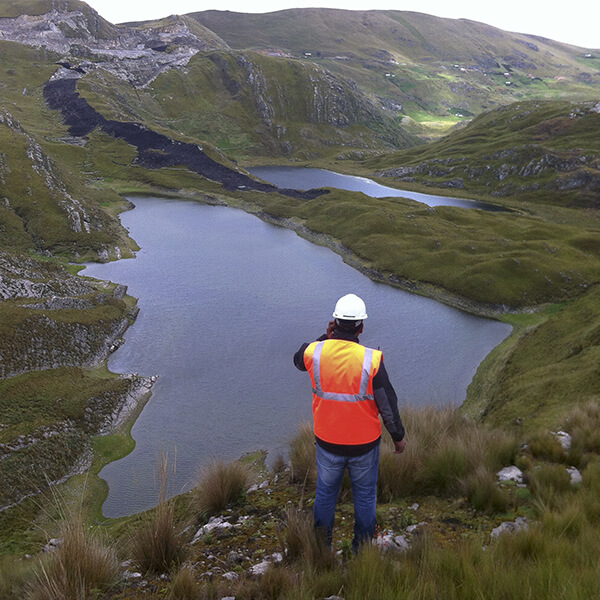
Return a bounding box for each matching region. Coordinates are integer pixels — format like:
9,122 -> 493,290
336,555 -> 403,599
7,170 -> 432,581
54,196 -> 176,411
192,9 -> 600,137
76,50 -> 417,161
1,3 -> 600,583
364,99 -> 600,207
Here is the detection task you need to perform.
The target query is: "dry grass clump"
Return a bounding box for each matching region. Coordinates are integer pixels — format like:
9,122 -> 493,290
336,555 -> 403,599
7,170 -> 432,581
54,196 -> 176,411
130,452 -> 188,574
0,556 -> 38,600
279,507 -> 336,570
526,430 -> 566,463
168,567 -> 200,600
563,400 -> 600,465
130,499 -> 187,575
25,513 -> 120,600
194,458 -> 250,517
288,423 -> 316,485
377,406 -> 518,510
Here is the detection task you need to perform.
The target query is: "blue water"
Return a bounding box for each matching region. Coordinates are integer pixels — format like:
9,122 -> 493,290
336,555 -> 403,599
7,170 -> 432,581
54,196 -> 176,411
83,197 -> 511,517
248,166 -> 505,211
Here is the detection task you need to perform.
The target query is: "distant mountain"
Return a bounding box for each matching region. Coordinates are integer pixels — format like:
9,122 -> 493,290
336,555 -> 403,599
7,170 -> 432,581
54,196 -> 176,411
192,9 -> 600,136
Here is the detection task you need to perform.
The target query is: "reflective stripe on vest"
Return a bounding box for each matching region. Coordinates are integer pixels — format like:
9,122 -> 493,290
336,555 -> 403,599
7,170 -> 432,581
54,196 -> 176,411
304,339 -> 383,445
311,341 -> 375,403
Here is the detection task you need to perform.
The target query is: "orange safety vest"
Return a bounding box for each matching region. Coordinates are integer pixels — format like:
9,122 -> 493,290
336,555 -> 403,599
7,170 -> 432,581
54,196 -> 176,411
303,339 -> 383,445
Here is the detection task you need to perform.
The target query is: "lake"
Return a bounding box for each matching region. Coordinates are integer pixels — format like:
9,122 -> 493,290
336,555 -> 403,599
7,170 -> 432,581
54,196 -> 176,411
83,197 -> 511,517
247,166 -> 505,211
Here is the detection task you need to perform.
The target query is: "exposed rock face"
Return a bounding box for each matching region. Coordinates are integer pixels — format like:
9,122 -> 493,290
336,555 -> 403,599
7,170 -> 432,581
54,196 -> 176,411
0,9 -> 230,86
0,109 -> 95,234
0,250 -> 136,379
374,143 -> 600,203
0,374 -> 156,511
0,250 -> 94,300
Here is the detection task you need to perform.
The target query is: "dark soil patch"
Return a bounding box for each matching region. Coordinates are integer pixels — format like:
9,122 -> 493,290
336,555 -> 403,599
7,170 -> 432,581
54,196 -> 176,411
43,78 -> 327,200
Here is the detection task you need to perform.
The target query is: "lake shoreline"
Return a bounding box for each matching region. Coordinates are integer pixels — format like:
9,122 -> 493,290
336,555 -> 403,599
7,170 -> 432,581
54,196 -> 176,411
254,209 -> 531,320
123,187 -> 537,322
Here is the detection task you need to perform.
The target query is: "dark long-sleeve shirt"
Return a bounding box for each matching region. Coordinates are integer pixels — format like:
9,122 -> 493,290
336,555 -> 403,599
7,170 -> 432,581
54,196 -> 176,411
294,329 -> 405,456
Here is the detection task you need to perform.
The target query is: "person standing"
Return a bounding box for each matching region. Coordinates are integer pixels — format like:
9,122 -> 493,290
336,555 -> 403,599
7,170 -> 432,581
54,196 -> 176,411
293,293 -> 405,552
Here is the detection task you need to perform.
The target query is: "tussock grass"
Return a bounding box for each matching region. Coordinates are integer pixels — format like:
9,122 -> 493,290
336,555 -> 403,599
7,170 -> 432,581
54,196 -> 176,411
168,567 -> 200,600
288,408 -> 517,513
527,463 -> 573,511
130,452 -> 187,574
279,507 -> 336,571
527,430 -> 566,463
377,407 -> 518,510
0,556 -> 37,600
564,400 -> 600,465
288,423 -> 316,486
25,512 -> 120,600
345,544 -> 407,600
193,459 -> 250,517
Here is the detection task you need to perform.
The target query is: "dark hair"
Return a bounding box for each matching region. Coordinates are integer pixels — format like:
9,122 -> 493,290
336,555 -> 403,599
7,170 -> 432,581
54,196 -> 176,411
335,318 -> 363,334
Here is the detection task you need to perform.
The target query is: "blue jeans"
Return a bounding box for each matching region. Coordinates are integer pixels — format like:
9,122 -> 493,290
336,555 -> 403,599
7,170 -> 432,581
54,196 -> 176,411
313,443 -> 380,552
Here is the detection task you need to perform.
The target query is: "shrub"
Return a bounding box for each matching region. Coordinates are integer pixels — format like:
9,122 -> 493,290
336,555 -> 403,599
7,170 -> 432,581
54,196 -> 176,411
194,459 -> 250,517
25,513 -> 120,600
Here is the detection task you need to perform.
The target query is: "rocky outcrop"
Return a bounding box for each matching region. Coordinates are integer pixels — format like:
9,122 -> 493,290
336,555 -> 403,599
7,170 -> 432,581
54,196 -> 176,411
0,109 -> 98,235
374,145 -> 600,203
0,250 -> 136,379
0,374 -> 156,511
0,9 -> 230,87
0,303 -> 131,379
0,250 -> 94,300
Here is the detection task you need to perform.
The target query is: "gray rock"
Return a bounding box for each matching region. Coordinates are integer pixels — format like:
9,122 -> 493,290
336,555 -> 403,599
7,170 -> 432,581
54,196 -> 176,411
553,431 -> 571,451
497,466 -> 524,484
566,466 -> 582,485
490,516 -> 528,539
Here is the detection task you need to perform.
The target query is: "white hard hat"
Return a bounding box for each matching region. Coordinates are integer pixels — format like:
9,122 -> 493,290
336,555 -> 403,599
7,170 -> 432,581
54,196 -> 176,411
332,293 -> 368,321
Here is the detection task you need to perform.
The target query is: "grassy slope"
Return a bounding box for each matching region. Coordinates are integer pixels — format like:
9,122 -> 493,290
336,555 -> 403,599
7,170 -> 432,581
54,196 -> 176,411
239,188 -> 600,307
0,4 -> 599,560
0,41 -> 134,259
76,50 -> 418,162
191,9 -> 600,135
364,99 -> 600,207
463,285 -> 600,433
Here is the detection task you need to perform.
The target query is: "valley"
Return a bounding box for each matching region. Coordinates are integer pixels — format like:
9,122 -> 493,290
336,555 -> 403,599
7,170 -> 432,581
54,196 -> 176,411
0,2 -> 599,596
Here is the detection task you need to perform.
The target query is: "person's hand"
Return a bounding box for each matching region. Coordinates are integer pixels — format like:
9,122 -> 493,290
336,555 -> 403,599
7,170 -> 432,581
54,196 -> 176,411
326,320 -> 336,339
393,439 -> 405,454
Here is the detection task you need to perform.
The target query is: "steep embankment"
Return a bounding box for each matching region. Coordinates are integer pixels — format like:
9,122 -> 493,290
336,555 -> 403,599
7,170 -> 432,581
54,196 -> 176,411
0,250 -> 155,510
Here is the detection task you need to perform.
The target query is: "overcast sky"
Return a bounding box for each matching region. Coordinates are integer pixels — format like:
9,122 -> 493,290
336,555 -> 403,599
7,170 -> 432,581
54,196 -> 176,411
84,0 -> 599,49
